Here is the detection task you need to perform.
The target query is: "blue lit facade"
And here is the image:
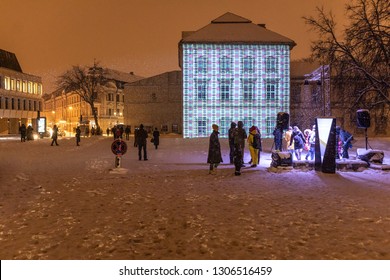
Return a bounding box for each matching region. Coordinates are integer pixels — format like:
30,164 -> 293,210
179,13 -> 295,138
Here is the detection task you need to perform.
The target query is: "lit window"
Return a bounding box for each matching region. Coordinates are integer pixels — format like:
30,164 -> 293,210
219,56 -> 232,73
28,82 -> 33,93
4,77 -> 10,90
22,81 -> 27,92
265,56 -> 278,73
161,125 -> 168,132
243,56 -> 255,73
219,79 -> 233,101
195,56 -> 208,73
11,79 -> 15,91
195,79 -> 208,100
242,79 -> 256,100
172,124 -> 179,133
266,117 -> 275,134
16,80 -> 21,91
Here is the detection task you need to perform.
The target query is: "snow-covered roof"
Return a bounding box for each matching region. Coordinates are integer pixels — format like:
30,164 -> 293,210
180,12 -> 296,48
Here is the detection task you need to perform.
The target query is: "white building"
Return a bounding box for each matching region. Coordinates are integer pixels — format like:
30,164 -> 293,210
179,12 -> 296,138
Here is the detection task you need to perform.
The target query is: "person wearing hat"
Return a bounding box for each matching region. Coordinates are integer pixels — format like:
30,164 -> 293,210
248,125 -> 261,167
207,124 -> 223,174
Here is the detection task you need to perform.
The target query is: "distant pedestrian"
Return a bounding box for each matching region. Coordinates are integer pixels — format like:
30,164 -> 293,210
51,125 -> 59,146
137,124 -> 148,160
228,122 -> 237,164
106,127 -> 110,136
85,126 -> 89,137
20,124 -> 27,142
305,125 -> 316,160
27,125 -> 34,141
207,124 -> 222,175
76,126 -> 81,146
134,128 -> 139,147
284,126 -> 294,153
125,125 -> 131,140
152,127 -> 160,149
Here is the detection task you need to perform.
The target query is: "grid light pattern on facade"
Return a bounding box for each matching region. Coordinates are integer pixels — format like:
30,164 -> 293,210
183,43 -> 290,138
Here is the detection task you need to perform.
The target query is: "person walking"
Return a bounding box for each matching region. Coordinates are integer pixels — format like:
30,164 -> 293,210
233,121 -> 247,166
207,124 -> 222,175
137,124 -> 148,160
284,126 -> 294,154
152,127 -> 160,149
125,125 -> 131,140
228,122 -> 237,164
76,126 -> 81,146
51,125 -> 59,146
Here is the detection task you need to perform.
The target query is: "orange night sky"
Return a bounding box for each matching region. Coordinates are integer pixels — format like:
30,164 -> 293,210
1,0 -> 348,93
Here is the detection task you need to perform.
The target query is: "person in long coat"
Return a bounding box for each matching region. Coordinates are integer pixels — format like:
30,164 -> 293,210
207,124 -> 223,175
152,127 -> 160,149
228,122 -> 237,164
136,124 -> 148,160
51,125 -> 59,146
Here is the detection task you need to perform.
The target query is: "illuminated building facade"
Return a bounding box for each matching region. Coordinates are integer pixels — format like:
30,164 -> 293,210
0,49 -> 43,135
179,13 -> 296,138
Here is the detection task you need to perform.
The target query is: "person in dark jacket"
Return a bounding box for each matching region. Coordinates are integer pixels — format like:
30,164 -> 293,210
152,127 -> 160,149
233,121 -> 247,166
336,126 -> 353,159
228,122 -> 237,164
273,126 -> 283,151
125,125 -> 131,140
136,124 -> 148,160
207,124 -> 223,175
290,126 -> 305,160
75,126 -> 81,146
51,125 -> 59,146
20,124 -> 27,142
233,143 -> 243,176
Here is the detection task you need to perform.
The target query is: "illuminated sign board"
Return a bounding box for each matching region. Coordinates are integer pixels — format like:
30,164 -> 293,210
37,117 -> 46,133
315,117 -> 336,173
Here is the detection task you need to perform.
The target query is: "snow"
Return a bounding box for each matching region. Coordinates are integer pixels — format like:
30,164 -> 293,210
0,135 -> 389,259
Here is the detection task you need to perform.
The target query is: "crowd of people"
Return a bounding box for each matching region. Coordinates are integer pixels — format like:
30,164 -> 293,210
208,121 -> 354,176
208,121 -> 262,176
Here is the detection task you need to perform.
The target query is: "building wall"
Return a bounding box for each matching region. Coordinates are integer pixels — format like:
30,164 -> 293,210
181,43 -> 291,138
124,71 -> 182,134
0,67 -> 42,134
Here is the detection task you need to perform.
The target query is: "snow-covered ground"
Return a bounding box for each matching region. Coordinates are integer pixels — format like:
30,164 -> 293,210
0,135 -> 389,259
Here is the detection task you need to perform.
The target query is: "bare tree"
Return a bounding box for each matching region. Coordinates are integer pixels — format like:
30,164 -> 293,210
304,0 -> 390,134
57,61 -> 107,133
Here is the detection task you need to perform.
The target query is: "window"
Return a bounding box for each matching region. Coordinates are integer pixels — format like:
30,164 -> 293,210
195,56 -> 208,73
242,79 -> 256,100
172,124 -> 179,133
116,94 -> 120,102
37,83 -> 42,94
265,80 -> 278,101
195,79 -> 208,100
11,98 -> 15,110
28,82 -> 33,93
11,79 -> 15,91
18,99 -> 21,110
161,125 -> 168,133
16,80 -> 21,92
265,56 -> 278,73
22,81 -> 27,92
197,119 -> 207,136
4,77 -> 10,90
219,79 -> 233,101
219,56 -> 232,73
219,117 -> 231,137
5,97 -> 8,109
266,117 -> 274,134
243,56 -> 255,73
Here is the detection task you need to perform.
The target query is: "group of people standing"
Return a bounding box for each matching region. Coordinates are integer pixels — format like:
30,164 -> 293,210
283,124 -> 353,160
19,124 -> 34,142
207,121 -> 262,176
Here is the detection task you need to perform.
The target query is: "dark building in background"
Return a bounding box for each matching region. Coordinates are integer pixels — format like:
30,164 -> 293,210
123,71 -> 182,134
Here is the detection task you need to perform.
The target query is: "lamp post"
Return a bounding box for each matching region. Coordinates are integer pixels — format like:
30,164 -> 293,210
68,106 -> 73,136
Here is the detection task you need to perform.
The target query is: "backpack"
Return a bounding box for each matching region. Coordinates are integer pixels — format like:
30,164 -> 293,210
252,133 -> 262,150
